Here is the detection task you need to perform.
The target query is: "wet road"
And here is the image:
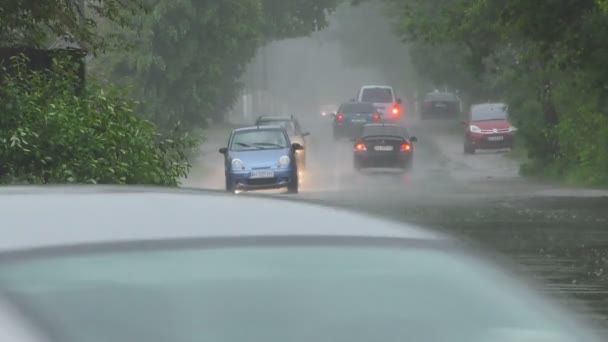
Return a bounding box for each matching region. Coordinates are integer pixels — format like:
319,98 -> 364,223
183,113 -> 608,329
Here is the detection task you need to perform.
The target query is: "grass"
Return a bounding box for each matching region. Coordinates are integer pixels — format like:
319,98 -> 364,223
520,158 -> 608,189
506,137 -> 529,164
505,137 -> 608,188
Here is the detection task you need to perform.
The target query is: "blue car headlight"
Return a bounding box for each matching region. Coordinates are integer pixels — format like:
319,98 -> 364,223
232,158 -> 245,170
278,156 -> 290,168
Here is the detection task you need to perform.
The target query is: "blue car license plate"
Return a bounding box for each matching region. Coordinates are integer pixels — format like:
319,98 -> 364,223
250,170 -> 274,179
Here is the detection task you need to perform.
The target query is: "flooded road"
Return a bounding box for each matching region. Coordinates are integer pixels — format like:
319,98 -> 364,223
183,113 -> 608,329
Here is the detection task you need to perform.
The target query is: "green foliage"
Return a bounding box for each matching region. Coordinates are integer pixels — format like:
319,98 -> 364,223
92,0 -> 341,130
0,55 -> 194,185
261,0 -> 341,40
386,0 -> 608,185
0,0 -> 144,51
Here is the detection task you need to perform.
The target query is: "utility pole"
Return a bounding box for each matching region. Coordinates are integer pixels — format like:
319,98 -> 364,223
77,0 -> 87,85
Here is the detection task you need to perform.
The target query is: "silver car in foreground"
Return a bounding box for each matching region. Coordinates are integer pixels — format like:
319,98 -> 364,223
0,187 -> 603,342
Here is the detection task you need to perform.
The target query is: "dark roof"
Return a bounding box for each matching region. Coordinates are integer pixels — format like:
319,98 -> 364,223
425,92 -> 458,101
234,125 -> 285,132
256,116 -> 294,121
339,102 -> 376,113
0,187 -> 445,252
362,124 -> 409,137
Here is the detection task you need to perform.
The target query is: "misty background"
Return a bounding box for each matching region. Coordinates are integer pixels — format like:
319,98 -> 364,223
232,2 -> 418,121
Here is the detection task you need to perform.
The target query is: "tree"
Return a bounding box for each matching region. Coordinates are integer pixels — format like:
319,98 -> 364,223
92,0 -> 341,129
0,0 -> 144,51
385,0 -> 608,184
0,55 -> 193,185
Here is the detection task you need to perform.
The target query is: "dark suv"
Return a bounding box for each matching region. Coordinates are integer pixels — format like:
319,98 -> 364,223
332,102 -> 381,140
421,91 -> 461,119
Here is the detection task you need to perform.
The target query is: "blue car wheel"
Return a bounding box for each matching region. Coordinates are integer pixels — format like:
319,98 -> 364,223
225,176 -> 234,193
287,170 -> 298,194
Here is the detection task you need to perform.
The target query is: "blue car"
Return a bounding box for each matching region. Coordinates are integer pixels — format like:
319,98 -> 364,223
333,102 -> 382,140
219,126 -> 303,193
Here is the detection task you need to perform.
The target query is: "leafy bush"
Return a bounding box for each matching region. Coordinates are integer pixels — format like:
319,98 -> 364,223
0,55 -> 194,185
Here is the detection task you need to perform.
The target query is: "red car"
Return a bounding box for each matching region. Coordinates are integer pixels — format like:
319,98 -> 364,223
463,103 -> 517,154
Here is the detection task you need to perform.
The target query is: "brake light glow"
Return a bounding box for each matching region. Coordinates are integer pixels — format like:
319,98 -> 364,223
392,107 -> 399,115
373,113 -> 381,122
400,143 -> 411,152
337,114 -> 344,122
355,143 -> 367,151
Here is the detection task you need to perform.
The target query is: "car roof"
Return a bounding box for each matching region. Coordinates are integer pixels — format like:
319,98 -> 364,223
256,116 -> 294,121
233,125 -> 285,133
0,187 -> 446,253
361,124 -> 409,137
425,92 -> 457,99
360,85 -> 393,89
339,102 -> 376,109
363,123 -> 400,128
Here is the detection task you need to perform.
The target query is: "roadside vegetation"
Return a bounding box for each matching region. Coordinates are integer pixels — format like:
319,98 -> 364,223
382,0 -> 608,186
0,0 -> 340,185
3,0 -> 607,186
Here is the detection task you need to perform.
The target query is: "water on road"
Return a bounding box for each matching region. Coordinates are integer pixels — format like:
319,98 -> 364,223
183,113 -> 608,330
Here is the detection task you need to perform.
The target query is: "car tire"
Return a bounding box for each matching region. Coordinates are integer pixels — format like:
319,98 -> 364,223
225,176 -> 234,193
287,172 -> 299,194
464,142 -> 475,154
353,159 -> 363,171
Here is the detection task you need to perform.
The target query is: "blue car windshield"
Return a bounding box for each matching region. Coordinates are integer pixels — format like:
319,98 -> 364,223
230,129 -> 289,151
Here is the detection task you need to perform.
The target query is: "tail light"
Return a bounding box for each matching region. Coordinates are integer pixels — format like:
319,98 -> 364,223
355,142 -> 367,151
400,143 -> 412,152
391,106 -> 400,116
373,113 -> 381,122
336,113 -> 345,122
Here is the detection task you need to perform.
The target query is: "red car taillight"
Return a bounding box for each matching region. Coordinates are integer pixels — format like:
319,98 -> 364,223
337,113 -> 344,122
373,113 -> 381,122
355,142 -> 367,151
391,106 -> 401,117
400,143 -> 412,152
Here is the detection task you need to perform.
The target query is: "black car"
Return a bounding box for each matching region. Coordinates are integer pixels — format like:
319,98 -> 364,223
255,115 -> 310,169
353,123 -> 417,171
333,102 -> 382,140
421,91 -> 461,119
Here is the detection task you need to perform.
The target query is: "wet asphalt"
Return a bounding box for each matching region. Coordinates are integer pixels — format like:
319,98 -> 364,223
183,114 -> 608,329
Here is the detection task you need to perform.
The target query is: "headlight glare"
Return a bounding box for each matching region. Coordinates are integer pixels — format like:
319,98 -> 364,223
231,159 -> 245,170
469,125 -> 481,133
279,156 -> 290,167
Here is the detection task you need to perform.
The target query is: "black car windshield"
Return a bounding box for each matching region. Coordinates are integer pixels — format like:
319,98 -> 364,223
0,245 -> 580,342
230,129 -> 288,151
425,93 -> 457,102
340,103 -> 376,114
257,119 -> 296,135
362,125 -> 409,138
360,88 -> 393,103
471,105 -> 508,121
